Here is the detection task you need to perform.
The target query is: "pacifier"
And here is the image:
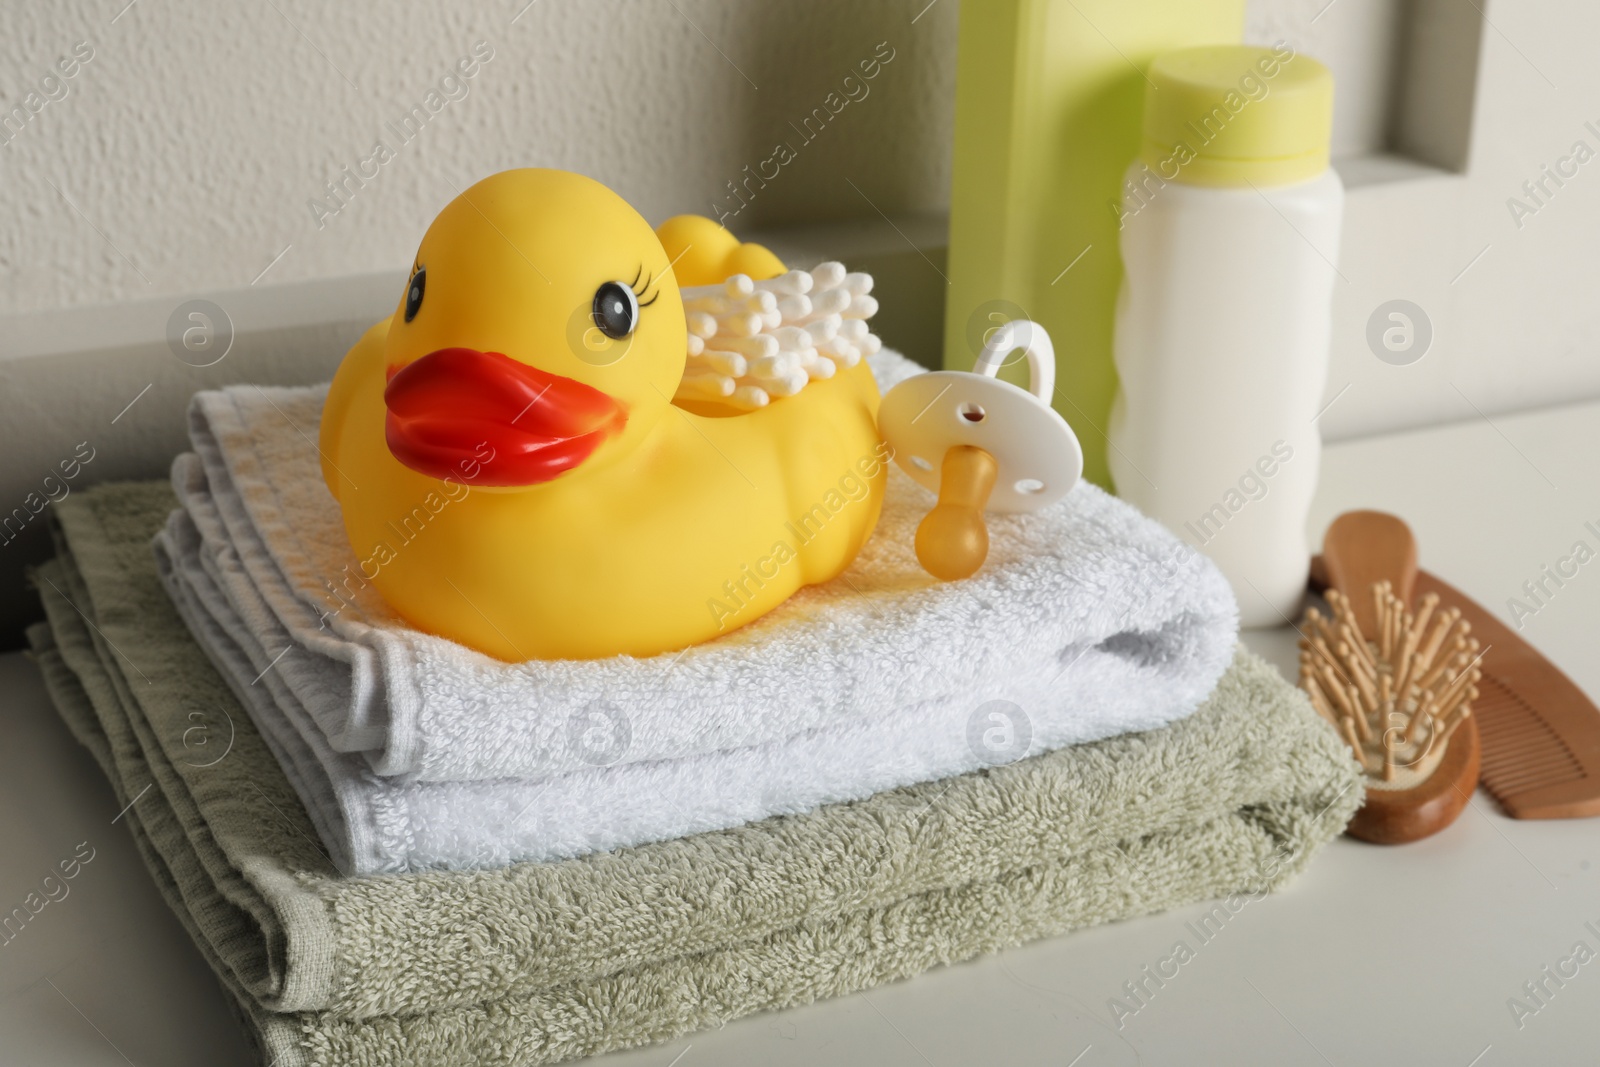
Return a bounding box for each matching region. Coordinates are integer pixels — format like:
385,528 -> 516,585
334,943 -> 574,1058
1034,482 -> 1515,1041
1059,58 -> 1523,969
877,321 -> 1083,580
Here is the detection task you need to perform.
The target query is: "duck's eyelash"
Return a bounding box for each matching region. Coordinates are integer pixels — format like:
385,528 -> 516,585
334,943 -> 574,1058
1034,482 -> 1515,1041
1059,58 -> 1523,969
632,267 -> 659,308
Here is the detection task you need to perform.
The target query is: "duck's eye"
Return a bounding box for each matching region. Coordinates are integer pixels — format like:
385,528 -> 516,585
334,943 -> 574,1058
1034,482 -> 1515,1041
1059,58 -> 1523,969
404,268 -> 426,323
592,281 -> 639,340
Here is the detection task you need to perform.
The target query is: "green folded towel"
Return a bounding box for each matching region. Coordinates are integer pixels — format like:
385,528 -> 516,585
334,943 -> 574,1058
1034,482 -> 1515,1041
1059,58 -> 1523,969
27,481 -> 1360,1066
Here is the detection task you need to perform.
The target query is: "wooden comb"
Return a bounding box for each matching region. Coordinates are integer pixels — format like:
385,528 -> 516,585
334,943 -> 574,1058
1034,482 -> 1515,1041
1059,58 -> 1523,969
1311,510 -> 1600,821
1411,567 -> 1600,819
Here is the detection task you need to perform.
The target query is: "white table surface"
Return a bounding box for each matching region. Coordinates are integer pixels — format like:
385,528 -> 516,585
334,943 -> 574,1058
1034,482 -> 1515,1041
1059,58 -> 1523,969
4,399 -> 1599,1066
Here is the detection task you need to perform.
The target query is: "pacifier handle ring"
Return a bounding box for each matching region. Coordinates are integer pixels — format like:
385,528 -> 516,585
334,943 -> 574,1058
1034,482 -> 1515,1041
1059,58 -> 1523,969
972,320 -> 1055,403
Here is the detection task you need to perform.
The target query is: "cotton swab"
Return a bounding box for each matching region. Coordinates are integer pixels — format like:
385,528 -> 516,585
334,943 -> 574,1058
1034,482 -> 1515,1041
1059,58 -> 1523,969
674,261 -> 883,410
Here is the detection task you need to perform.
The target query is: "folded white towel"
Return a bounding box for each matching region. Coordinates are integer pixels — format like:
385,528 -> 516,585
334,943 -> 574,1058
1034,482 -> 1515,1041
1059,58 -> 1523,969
154,351 -> 1239,874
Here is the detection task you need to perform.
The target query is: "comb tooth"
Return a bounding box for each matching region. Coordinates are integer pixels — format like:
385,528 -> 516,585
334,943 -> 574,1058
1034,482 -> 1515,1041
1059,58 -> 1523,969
1483,764 -> 1582,788
1475,702 -> 1535,722
1475,729 -> 1546,749
1471,674 -> 1592,799
1482,738 -> 1578,761
1484,769 -> 1587,797
1479,727 -> 1566,751
1476,708 -> 1540,726
1481,747 -> 1582,776
1474,706 -> 1524,722
1478,680 -> 1541,702
1489,776 -> 1587,798
1481,752 -> 1585,780
1476,728 -> 1554,750
1473,685 -> 1527,706
1463,669 -> 1583,792
1477,739 -> 1576,770
1476,709 -> 1542,729
1483,757 -> 1585,784
1478,724 -> 1549,742
1477,730 -> 1570,757
1478,764 -> 1580,790
1472,684 -> 1570,755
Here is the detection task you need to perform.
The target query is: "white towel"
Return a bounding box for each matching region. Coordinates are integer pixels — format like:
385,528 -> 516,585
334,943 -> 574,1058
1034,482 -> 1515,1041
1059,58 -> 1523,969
154,351 -> 1239,874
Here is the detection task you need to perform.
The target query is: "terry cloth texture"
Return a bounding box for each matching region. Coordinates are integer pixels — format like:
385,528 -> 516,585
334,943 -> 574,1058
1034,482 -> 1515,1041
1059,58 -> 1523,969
163,349 -> 1237,786
27,482 -> 1360,1067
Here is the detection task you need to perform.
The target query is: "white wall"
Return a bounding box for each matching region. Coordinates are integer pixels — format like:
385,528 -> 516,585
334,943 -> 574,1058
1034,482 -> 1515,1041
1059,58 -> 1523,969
8,0 -> 1599,444
0,0 -> 957,315
1250,0 -> 1600,441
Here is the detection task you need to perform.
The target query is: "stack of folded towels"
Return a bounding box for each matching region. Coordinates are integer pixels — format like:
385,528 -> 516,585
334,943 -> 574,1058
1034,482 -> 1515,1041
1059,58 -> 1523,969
27,350 -> 1360,1066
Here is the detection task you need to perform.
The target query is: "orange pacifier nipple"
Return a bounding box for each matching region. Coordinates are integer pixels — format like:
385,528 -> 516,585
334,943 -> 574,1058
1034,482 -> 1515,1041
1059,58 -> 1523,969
915,445 -> 999,580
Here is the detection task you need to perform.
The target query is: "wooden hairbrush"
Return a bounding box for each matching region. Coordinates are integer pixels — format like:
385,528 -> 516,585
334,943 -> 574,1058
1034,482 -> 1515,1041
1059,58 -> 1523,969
1301,511 -> 1482,844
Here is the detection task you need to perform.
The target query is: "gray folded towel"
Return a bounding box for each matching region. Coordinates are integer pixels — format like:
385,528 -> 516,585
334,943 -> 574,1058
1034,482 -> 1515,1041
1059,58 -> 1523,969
27,480 -> 1359,1066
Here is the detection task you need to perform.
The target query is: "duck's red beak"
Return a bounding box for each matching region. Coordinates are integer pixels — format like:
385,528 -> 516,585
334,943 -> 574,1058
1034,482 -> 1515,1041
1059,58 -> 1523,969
383,348 -> 627,486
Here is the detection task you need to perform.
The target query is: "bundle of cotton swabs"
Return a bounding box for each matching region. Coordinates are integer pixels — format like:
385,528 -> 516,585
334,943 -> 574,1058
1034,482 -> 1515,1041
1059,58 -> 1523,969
676,262 -> 882,410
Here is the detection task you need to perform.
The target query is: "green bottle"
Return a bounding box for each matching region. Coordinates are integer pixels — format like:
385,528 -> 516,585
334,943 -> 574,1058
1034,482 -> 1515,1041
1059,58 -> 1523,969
943,0 -> 1246,488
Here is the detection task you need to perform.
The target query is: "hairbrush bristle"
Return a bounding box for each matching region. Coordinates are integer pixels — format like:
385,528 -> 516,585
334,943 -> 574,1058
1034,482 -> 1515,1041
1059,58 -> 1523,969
1299,583 -> 1482,783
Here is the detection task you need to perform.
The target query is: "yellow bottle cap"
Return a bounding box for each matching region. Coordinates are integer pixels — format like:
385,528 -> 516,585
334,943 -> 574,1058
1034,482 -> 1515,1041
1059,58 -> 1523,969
1140,45 -> 1334,188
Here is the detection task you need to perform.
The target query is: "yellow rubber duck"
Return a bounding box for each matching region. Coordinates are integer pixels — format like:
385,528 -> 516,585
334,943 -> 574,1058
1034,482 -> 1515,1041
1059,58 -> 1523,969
318,169 -> 887,661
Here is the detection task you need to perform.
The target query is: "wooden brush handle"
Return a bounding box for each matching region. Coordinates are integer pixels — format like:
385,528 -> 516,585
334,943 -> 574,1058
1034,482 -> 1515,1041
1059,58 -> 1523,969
1320,510 -> 1419,637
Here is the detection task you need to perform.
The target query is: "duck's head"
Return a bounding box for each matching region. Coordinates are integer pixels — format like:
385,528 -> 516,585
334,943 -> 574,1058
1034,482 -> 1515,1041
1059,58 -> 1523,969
381,169 -> 685,488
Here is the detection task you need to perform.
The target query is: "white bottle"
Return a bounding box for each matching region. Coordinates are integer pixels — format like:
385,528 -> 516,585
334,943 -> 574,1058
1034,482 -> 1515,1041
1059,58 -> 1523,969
1108,45 -> 1343,628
